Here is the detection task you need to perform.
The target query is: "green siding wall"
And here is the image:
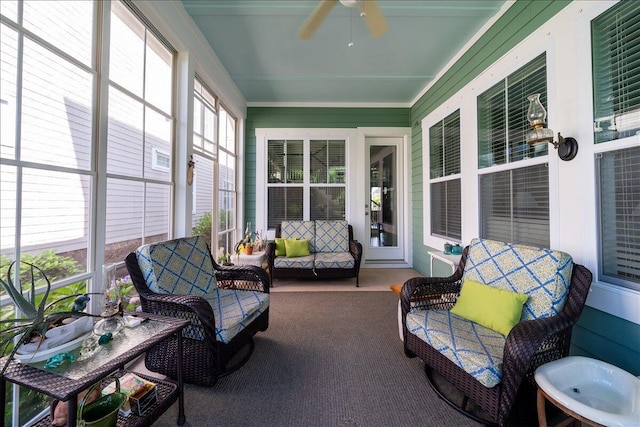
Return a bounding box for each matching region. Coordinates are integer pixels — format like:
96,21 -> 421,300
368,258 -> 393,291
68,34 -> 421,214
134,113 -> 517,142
409,0 -> 570,276
572,307 -> 640,376
244,107 -> 410,227
408,0 -> 639,375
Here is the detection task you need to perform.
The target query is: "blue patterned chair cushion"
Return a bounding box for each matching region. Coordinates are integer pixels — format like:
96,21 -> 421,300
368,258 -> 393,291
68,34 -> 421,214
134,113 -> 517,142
202,288 -> 269,344
463,238 -> 573,321
315,220 -> 349,253
407,309 -> 506,388
273,254 -> 314,269
136,236 -> 217,295
281,221 -> 317,252
314,252 -> 354,269
136,236 -> 269,344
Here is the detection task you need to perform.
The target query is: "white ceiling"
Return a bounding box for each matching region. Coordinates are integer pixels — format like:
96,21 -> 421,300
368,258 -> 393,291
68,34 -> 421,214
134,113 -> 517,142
181,0 -> 507,106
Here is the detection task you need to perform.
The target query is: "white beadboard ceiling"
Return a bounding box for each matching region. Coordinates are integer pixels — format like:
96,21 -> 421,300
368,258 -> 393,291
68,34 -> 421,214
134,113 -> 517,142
181,0 -> 507,106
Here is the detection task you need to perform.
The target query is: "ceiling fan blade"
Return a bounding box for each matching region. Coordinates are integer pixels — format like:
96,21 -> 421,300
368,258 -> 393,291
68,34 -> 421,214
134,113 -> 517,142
361,0 -> 388,38
297,0 -> 339,40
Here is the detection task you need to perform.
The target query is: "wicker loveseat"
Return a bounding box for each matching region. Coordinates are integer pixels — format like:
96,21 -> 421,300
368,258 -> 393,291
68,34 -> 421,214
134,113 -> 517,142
401,238 -> 592,426
265,220 -> 363,286
125,236 -> 270,386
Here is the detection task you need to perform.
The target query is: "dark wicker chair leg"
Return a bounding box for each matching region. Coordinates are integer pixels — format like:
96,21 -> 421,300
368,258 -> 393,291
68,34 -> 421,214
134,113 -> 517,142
218,338 -> 255,378
424,365 -> 498,427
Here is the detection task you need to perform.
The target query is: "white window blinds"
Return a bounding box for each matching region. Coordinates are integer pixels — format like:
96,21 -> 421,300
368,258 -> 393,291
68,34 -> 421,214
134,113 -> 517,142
480,164 -> 549,247
597,146 -> 640,289
592,0 -> 640,144
429,110 -> 461,240
478,54 -> 548,168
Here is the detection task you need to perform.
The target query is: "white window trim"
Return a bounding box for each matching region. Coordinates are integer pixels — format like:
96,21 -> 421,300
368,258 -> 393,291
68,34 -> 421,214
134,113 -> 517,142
422,103 -> 464,250
255,128 -> 356,240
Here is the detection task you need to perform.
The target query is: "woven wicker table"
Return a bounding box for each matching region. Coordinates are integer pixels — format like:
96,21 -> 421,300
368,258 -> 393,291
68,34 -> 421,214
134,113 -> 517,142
1,313 -> 189,427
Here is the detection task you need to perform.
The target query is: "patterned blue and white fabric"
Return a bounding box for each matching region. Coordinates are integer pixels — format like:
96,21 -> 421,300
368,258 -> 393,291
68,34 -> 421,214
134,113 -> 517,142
281,221 -> 317,252
314,252 -> 354,269
315,220 -> 349,253
136,236 -> 217,295
463,238 -> 573,320
273,254 -> 314,269
407,309 -> 506,388
201,288 -> 269,344
136,236 -> 269,344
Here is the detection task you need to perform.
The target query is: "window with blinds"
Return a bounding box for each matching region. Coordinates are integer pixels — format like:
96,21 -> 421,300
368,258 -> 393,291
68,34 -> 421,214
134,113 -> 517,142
267,138 -> 346,228
592,0 -> 640,144
597,146 -> 640,290
477,54 -> 550,247
593,1 -> 640,291
478,54 -> 548,168
479,164 -> 549,247
428,110 -> 461,240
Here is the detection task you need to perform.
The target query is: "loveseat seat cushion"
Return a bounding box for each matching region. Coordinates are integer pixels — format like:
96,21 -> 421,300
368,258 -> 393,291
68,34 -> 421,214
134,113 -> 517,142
281,221 -> 317,252
136,236 -> 269,344
463,238 -> 573,321
406,309 -> 506,388
273,254 -> 314,269
314,252 -> 354,269
315,220 -> 349,253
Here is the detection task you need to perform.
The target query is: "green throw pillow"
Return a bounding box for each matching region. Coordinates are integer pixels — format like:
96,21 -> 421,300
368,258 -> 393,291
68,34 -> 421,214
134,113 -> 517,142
284,239 -> 310,257
450,279 -> 529,336
275,238 -> 287,256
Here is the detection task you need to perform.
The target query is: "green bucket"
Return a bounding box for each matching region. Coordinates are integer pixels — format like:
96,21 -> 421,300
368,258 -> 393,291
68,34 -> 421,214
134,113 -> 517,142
78,377 -> 127,427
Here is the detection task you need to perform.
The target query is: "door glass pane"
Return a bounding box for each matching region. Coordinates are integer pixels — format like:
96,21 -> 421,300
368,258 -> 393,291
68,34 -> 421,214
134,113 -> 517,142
370,145 -> 397,247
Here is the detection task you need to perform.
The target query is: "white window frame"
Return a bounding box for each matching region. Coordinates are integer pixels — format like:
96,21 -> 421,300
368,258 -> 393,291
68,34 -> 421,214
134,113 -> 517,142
255,128 -> 355,240
422,105 -> 464,249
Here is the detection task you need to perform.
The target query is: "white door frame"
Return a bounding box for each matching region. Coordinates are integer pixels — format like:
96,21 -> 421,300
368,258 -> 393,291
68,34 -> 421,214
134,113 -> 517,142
354,127 -> 411,268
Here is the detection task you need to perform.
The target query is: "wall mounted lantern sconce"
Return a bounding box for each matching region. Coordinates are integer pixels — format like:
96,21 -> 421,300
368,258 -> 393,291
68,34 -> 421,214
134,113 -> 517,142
526,93 -> 578,161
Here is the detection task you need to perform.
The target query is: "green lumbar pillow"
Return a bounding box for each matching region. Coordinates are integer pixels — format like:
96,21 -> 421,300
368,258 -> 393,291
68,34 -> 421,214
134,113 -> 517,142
275,238 -> 286,256
284,238 -> 310,257
450,279 -> 529,336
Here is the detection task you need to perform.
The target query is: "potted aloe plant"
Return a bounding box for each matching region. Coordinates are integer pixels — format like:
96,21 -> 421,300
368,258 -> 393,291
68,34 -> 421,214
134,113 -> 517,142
0,261 -> 94,374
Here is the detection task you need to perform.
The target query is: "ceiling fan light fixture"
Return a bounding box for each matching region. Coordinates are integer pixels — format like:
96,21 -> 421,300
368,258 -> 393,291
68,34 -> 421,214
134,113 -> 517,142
340,0 -> 360,8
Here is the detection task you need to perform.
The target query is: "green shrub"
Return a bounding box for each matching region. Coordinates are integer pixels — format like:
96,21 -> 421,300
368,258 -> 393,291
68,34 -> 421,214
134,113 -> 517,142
192,211 -> 213,245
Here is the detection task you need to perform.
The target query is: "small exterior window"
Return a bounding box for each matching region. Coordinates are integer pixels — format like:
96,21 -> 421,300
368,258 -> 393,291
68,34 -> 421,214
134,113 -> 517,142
152,147 -> 171,172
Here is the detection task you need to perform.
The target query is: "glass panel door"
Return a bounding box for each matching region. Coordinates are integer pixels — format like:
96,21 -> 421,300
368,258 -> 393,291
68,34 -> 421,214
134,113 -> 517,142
365,138 -> 404,261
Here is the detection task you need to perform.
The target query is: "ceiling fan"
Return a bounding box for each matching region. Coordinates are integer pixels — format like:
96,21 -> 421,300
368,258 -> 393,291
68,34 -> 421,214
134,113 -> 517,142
298,0 -> 388,40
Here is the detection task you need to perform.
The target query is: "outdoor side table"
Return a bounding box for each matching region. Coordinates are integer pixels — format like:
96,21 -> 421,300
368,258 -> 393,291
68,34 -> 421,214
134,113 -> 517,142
234,251 -> 266,268
1,313 -> 189,427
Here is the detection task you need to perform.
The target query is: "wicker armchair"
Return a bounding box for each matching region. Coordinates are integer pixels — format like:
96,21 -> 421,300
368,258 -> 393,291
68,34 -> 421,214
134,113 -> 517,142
401,241 -> 592,427
125,237 -> 270,387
